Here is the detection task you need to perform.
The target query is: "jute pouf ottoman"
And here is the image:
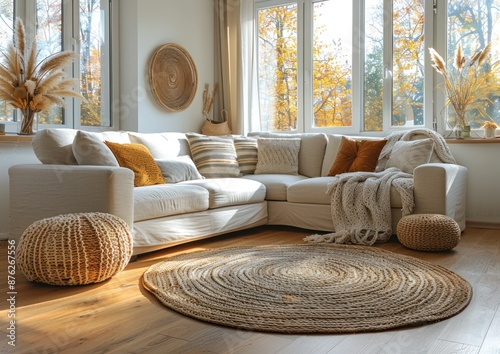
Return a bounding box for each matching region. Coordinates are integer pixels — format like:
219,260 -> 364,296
397,214 -> 461,251
17,212 -> 133,286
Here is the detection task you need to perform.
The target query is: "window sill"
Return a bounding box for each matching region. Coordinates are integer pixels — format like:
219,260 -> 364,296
445,137 -> 500,144
0,134 -> 34,143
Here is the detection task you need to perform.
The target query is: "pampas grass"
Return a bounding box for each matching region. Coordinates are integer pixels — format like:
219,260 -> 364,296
0,17 -> 84,134
202,83 -> 218,121
429,42 -> 499,127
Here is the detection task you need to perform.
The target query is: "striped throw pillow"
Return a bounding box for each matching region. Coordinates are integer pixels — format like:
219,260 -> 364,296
233,137 -> 258,175
186,133 -> 240,178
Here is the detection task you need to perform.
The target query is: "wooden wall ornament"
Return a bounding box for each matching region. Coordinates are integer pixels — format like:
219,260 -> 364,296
149,43 -> 198,111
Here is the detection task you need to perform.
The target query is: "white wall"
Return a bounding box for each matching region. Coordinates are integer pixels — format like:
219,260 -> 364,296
449,143 -> 500,225
119,0 -> 215,133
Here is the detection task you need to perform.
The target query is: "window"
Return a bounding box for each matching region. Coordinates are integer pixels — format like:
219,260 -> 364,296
251,0 -> 499,134
0,0 -> 113,131
442,0 -> 500,129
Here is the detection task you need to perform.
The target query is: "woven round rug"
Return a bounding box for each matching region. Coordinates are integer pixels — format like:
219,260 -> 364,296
142,244 -> 472,333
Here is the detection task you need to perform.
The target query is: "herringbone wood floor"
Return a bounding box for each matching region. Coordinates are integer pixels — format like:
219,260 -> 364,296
1,226 -> 500,354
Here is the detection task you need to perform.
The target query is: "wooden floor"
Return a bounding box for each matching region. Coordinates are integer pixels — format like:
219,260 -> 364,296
1,226 -> 500,354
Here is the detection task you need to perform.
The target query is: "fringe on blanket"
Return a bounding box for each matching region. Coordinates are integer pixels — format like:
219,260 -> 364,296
304,229 -> 390,246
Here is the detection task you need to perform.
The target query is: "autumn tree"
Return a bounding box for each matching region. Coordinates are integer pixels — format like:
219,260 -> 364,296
80,0 -> 103,126
258,5 -> 298,131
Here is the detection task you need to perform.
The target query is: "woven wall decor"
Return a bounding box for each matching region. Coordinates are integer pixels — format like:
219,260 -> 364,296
150,43 -> 198,111
17,212 -> 133,286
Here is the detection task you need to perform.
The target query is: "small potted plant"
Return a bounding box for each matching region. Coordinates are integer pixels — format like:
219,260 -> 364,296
482,121 -> 498,139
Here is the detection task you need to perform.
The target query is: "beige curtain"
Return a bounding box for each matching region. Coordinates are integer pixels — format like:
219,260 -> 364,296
214,0 -> 240,133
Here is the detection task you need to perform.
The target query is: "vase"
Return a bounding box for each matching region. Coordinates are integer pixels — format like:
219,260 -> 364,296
461,125 -> 471,139
484,127 -> 496,139
453,123 -> 464,139
17,108 -> 38,135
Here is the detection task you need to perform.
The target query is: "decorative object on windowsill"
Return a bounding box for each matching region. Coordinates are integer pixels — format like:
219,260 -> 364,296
0,18 -> 84,135
482,121 -> 497,139
149,43 -> 198,112
429,42 -> 499,140
201,83 -> 231,136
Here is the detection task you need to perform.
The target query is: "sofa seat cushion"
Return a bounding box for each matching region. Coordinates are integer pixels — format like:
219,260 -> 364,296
242,174 -> 307,201
134,184 -> 209,222
287,177 -> 403,208
179,178 -> 266,209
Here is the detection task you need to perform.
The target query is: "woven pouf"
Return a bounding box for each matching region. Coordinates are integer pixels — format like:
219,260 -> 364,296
397,214 -> 461,251
17,212 -> 133,286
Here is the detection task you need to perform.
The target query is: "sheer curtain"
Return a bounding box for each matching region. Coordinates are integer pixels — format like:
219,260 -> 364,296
214,0 -> 260,135
238,0 -> 261,134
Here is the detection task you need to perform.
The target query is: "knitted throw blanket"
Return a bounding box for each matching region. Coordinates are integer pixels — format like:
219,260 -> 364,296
305,128 -> 455,246
377,128 -> 456,171
304,168 -> 414,245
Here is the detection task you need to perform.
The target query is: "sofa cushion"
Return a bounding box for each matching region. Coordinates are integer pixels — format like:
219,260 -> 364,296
186,133 -> 241,178
248,132 -> 328,177
386,139 -> 434,174
134,184 -> 209,221
104,141 -> 165,187
328,136 -> 387,176
179,178 -> 266,209
128,132 -> 191,159
72,130 -> 119,166
255,138 -> 301,175
155,156 -> 203,183
287,177 -> 403,208
242,174 -> 307,201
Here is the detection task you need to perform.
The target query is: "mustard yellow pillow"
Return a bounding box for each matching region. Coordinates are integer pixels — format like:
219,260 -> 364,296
104,141 -> 165,187
328,136 -> 387,176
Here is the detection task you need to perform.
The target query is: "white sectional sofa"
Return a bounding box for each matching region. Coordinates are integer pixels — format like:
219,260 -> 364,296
9,129 -> 468,255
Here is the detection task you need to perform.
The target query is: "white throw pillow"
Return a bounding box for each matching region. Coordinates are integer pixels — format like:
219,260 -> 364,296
72,130 -> 119,166
155,156 -> 204,183
255,138 -> 301,175
385,138 -> 434,174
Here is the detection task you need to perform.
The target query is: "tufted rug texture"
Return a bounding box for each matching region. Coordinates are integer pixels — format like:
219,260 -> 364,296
142,244 -> 472,334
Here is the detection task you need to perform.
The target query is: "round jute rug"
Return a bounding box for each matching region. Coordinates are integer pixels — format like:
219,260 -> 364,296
142,244 -> 472,334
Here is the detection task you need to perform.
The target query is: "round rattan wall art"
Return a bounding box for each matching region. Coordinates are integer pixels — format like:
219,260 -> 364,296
149,43 -> 198,111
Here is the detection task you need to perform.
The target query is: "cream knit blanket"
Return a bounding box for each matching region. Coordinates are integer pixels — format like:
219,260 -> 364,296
305,128 -> 455,246
304,168 -> 414,245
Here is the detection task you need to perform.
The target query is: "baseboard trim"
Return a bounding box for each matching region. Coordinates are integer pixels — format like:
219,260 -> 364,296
466,221 -> 500,230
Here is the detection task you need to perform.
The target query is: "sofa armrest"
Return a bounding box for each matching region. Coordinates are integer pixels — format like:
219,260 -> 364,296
413,163 -> 468,230
9,164 -> 134,243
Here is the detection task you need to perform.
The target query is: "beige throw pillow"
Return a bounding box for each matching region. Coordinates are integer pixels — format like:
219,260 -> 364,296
386,138 -> 434,174
155,156 -> 203,183
72,130 -> 119,166
255,138 -> 301,175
